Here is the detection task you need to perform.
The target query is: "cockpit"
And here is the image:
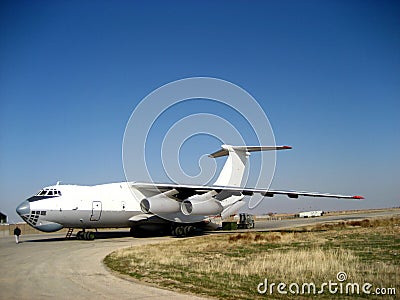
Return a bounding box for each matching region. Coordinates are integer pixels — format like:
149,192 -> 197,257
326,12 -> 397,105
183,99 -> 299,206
16,186 -> 65,232
24,188 -> 63,203
36,188 -> 62,197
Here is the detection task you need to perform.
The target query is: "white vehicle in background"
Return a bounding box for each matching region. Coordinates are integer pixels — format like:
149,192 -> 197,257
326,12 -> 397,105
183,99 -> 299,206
296,210 -> 324,218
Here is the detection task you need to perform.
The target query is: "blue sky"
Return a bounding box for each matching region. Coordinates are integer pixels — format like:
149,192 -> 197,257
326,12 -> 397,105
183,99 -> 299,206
1,1 -> 399,222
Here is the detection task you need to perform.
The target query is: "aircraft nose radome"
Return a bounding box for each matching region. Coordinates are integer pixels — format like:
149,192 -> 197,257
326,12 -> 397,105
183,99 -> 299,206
16,201 -> 30,216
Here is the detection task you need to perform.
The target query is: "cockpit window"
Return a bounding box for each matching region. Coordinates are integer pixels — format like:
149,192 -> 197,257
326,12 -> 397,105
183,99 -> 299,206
36,189 -> 62,197
28,188 -> 62,202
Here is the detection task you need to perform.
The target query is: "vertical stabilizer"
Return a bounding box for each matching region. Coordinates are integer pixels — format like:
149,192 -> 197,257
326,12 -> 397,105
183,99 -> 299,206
209,145 -> 292,187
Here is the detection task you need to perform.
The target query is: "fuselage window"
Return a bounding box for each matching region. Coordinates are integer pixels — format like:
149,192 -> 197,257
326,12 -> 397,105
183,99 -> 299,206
40,211 -> 46,215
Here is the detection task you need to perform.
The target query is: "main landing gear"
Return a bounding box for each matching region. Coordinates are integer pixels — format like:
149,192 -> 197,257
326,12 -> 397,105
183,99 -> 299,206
76,230 -> 95,240
171,225 -> 198,237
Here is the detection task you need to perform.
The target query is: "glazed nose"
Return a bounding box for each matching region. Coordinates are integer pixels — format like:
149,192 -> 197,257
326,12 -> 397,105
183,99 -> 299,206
16,200 -> 30,216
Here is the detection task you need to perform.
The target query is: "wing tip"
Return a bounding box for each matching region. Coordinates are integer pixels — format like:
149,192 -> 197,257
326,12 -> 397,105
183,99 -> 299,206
352,195 -> 364,199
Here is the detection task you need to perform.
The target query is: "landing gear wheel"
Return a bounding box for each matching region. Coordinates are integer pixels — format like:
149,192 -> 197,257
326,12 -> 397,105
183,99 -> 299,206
77,230 -> 95,240
87,231 -> 95,240
184,226 -> 194,236
175,226 -> 185,237
76,231 -> 83,240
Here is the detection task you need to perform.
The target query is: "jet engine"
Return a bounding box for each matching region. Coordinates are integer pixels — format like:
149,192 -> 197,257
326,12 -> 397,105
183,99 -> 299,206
181,191 -> 223,216
140,194 -> 180,214
221,201 -> 245,219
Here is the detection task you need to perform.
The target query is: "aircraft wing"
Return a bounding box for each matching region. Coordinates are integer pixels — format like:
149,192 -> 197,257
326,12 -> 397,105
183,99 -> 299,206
131,182 -> 364,200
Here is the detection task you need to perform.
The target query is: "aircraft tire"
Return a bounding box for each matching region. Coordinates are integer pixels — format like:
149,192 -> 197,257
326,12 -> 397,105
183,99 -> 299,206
88,231 -> 95,240
175,226 -> 185,237
76,231 -> 83,240
84,232 -> 92,240
184,226 -> 194,236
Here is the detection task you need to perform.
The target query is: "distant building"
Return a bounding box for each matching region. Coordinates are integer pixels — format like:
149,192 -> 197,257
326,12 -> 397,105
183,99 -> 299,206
0,212 -> 7,224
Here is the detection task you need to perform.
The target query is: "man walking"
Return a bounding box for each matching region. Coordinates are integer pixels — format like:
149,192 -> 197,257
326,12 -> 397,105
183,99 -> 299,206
14,226 -> 21,244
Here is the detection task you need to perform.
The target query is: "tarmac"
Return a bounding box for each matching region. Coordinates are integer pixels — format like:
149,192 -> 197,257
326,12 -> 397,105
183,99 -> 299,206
0,233 -> 208,300
0,208 -> 398,299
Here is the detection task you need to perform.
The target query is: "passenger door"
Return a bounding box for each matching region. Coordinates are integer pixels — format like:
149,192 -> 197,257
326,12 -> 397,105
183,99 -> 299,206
90,201 -> 102,221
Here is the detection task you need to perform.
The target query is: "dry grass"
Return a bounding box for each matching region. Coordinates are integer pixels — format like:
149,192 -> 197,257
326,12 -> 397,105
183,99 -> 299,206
105,216 -> 400,299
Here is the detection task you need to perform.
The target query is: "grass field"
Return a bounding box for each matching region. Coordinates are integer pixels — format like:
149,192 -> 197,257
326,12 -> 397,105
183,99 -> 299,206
104,217 -> 399,299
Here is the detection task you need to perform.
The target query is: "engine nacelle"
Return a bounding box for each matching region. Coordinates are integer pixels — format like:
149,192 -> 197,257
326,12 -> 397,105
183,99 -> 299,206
181,193 -> 223,216
221,201 -> 246,220
140,194 -> 180,214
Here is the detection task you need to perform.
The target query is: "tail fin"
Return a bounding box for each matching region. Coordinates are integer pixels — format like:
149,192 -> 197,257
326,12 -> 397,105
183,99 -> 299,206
209,145 -> 291,187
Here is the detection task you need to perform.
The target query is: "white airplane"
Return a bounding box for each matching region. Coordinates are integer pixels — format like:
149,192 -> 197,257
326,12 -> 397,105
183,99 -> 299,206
16,145 -> 363,239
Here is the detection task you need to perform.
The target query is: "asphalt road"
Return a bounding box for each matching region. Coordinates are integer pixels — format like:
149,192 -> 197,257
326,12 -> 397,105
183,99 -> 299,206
0,233 -> 208,300
0,209 -> 398,300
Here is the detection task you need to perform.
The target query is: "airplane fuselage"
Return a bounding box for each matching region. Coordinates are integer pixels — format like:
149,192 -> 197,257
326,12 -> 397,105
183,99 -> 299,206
16,182 -> 144,232
16,145 -> 363,237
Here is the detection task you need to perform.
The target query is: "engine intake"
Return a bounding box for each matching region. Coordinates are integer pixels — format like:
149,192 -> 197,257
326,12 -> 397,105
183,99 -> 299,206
181,198 -> 223,216
140,194 -> 180,214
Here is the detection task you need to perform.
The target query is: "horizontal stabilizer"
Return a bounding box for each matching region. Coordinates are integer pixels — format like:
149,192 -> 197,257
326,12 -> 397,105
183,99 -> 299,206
209,145 -> 292,158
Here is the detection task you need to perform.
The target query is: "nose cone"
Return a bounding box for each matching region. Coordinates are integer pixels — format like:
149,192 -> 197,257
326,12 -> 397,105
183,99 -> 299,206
16,200 -> 30,216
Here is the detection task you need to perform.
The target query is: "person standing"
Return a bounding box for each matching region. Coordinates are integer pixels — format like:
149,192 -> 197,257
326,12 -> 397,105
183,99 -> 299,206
14,226 -> 21,244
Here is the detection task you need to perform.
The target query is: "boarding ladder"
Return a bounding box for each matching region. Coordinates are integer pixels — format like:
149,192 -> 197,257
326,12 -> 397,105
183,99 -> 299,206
65,228 -> 74,239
